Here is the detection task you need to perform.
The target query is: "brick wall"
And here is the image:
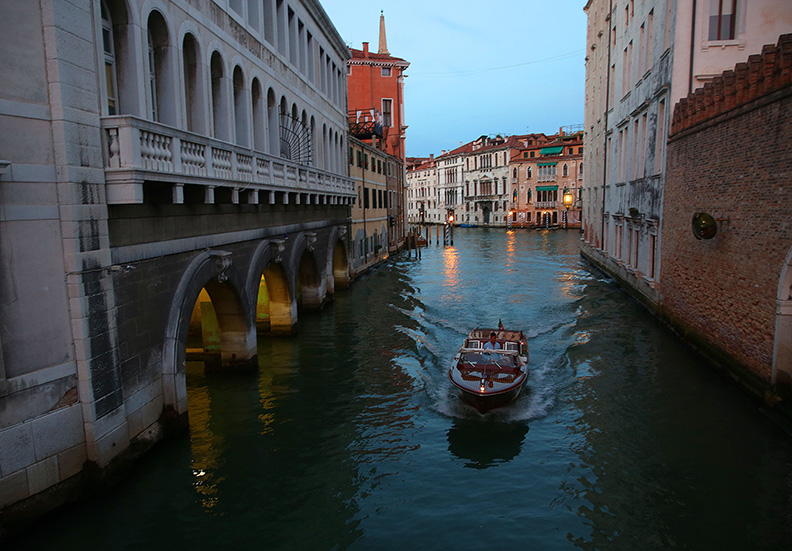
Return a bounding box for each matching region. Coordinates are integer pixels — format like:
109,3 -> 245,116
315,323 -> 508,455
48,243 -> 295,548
661,34 -> 792,386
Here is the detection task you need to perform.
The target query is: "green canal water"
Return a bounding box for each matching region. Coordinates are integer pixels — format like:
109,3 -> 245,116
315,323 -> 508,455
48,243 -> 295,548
10,229 -> 792,550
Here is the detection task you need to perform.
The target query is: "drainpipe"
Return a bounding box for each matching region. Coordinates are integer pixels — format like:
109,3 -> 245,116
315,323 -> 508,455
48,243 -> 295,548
689,0 -> 697,96
601,0 -> 613,249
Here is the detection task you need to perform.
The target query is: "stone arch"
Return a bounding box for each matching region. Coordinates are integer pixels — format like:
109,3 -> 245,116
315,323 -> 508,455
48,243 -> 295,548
332,237 -> 350,290
266,87 -> 278,155
773,245 -> 792,395
145,9 -> 178,126
247,239 -> 296,335
162,251 -> 257,414
210,50 -> 231,141
251,77 -> 265,152
296,248 -> 322,310
181,30 -> 207,134
232,64 -> 249,147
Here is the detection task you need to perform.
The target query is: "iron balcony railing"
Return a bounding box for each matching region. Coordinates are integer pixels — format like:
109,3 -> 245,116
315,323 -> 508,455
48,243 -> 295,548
348,108 -> 384,140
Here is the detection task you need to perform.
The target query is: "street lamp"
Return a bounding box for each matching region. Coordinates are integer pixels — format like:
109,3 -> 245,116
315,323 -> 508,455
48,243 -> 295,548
562,188 -> 573,229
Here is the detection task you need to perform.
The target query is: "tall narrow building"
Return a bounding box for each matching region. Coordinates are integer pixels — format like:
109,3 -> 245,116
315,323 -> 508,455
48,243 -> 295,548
346,12 -> 410,161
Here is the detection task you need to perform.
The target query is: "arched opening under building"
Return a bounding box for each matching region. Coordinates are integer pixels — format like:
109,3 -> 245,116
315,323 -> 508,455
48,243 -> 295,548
333,239 -> 350,290
258,262 -> 293,335
297,249 -> 322,310
187,279 -> 252,372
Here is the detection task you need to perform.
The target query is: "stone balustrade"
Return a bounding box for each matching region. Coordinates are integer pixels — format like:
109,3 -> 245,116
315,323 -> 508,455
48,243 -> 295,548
101,116 -> 355,205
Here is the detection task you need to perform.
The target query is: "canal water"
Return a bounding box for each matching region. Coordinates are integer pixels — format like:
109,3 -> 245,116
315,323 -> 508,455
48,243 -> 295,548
10,229 -> 792,550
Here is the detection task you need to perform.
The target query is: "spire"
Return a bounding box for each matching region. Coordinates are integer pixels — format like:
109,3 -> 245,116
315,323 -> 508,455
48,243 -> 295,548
378,10 -> 389,55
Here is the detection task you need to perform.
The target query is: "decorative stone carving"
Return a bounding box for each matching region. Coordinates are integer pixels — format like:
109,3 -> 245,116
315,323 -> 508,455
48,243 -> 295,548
305,232 -> 317,252
208,250 -> 232,283
271,239 -> 286,263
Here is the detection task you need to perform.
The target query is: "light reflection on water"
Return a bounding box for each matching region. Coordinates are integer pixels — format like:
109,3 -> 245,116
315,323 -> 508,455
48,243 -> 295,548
9,229 -> 792,551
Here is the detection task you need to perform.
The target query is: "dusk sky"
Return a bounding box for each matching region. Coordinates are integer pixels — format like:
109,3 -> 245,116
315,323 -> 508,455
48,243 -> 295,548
319,0 -> 588,157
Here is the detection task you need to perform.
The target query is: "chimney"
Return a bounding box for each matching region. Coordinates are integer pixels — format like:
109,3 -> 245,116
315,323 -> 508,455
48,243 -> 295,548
429,154 -> 434,160
363,42 -> 369,57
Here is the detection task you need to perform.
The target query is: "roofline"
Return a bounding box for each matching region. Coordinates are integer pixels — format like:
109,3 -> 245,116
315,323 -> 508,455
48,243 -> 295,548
304,0 -> 351,61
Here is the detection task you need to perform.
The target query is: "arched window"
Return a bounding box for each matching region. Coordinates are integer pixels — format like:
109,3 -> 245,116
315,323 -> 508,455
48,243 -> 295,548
211,52 -> 230,141
267,88 -> 278,155
182,33 -> 205,133
563,164 -> 569,177
233,66 -> 248,147
251,78 -> 265,151
101,2 -> 118,115
527,166 -> 532,179
146,11 -> 175,125
512,168 -> 517,179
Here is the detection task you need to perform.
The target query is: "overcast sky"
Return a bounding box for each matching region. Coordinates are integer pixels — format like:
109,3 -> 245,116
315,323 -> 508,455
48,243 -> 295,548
319,0 -> 588,157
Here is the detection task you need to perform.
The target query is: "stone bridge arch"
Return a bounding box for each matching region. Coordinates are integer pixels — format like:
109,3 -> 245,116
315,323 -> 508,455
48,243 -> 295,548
290,231 -> 326,311
330,226 -> 350,291
248,238 -> 296,336
773,245 -> 792,397
162,250 -> 256,414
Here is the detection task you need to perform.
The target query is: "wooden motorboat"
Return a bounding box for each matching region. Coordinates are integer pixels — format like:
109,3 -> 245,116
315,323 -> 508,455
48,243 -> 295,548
448,327 -> 529,413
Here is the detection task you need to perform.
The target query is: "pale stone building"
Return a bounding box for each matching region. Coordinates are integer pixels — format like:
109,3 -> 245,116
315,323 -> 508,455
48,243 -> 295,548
0,0 -> 352,532
405,156 -> 438,225
461,135 -> 517,228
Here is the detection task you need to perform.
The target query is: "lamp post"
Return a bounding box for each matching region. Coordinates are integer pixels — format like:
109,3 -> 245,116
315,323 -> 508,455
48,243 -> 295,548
562,188 -> 573,229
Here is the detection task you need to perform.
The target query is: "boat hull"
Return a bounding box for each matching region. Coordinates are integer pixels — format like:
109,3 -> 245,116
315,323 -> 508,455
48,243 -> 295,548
456,382 -> 525,413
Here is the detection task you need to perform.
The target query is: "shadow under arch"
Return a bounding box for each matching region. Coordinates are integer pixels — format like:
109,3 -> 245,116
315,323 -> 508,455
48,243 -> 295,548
332,237 -> 350,291
247,239 -> 296,336
162,250 -> 256,415
297,248 -> 322,310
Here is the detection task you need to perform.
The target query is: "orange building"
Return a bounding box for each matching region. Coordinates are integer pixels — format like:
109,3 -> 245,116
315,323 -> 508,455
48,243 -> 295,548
346,13 -> 409,160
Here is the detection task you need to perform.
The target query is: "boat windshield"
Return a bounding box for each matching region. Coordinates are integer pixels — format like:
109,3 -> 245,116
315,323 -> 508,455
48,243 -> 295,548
460,351 -> 516,368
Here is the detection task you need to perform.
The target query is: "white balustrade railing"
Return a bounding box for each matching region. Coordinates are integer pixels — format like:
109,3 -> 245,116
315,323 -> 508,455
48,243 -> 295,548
101,115 -> 355,204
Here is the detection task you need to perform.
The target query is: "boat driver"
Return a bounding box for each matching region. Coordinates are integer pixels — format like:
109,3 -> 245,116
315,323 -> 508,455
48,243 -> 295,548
482,332 -> 501,350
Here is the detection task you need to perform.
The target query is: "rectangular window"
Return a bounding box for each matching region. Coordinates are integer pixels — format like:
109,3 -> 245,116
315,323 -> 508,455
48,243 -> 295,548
382,98 -> 392,127
646,10 -> 654,70
364,187 -> 369,209
709,0 -> 736,41
381,67 -> 391,77
655,98 -> 666,174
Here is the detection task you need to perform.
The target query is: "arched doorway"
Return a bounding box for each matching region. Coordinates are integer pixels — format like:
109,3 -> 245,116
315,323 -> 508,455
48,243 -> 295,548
482,206 -> 491,225
773,246 -> 792,397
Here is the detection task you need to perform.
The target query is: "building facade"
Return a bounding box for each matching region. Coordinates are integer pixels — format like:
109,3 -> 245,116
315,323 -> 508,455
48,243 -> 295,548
346,13 -> 409,161
405,156 -> 438,225
661,34 -> 792,404
509,131 -> 583,229
0,0 -> 353,533
348,137 -> 401,274
582,0 -> 792,308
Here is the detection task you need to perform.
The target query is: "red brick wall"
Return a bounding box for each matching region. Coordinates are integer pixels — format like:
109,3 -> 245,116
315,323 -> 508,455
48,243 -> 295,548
661,34 -> 792,382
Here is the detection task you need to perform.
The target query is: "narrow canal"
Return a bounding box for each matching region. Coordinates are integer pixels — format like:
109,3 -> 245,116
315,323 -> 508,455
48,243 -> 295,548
11,229 -> 792,550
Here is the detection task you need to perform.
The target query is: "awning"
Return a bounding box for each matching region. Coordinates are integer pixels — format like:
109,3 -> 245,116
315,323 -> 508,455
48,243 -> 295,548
537,162 -> 558,167
540,146 -> 564,155
536,185 -> 558,191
